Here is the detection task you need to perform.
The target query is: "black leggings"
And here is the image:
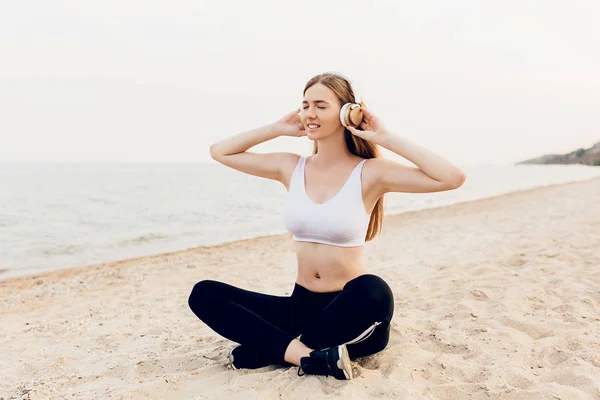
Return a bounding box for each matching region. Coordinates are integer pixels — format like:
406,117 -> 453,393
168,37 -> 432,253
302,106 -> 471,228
188,274 -> 394,366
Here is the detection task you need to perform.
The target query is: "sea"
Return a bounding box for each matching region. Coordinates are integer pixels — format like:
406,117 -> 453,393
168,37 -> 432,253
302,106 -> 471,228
1,162 -> 599,280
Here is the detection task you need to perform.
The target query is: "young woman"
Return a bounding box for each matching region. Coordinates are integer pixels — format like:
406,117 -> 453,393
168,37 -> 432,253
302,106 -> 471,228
188,72 -> 466,380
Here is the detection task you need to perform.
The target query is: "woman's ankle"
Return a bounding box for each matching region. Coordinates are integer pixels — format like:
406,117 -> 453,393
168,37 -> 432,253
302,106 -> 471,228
284,339 -> 312,366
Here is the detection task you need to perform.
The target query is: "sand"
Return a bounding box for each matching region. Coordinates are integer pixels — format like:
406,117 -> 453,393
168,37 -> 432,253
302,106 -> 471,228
1,177 -> 599,400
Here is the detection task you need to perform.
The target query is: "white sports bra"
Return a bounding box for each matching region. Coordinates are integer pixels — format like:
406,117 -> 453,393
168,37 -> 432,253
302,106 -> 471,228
282,156 -> 371,247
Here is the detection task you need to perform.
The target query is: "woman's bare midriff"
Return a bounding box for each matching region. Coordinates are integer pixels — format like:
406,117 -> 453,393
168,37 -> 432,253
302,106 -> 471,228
293,241 -> 368,292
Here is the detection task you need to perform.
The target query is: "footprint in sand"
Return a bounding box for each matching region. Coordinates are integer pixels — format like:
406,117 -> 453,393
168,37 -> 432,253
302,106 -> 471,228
547,349 -> 571,366
508,254 -> 527,266
354,353 -> 396,378
355,355 -> 380,370
470,290 -> 489,301
499,317 -> 552,340
134,354 -> 213,376
418,332 -> 471,355
506,372 -> 534,389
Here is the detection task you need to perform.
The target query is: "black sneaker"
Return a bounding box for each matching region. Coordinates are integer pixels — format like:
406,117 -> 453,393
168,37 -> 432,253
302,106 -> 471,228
228,345 -> 276,370
298,344 -> 353,380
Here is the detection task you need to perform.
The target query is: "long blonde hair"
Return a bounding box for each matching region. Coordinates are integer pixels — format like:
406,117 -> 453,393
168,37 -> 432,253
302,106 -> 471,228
303,72 -> 384,242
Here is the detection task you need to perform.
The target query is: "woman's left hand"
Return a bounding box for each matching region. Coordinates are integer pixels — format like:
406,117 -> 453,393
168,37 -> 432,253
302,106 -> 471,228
346,107 -> 390,145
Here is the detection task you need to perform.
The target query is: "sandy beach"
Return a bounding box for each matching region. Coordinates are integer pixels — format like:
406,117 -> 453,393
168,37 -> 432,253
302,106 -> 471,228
1,177 -> 599,400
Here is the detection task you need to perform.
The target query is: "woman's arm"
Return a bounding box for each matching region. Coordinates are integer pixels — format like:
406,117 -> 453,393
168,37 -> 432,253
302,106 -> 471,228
210,124 -> 279,158
347,107 -> 466,194
210,109 -> 306,184
373,135 -> 466,193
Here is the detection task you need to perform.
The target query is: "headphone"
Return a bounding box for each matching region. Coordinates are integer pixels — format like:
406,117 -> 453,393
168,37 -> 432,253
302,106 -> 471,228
326,71 -> 364,129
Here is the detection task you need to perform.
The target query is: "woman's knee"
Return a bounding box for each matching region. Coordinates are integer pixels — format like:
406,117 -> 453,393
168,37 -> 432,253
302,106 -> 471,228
188,279 -> 219,317
344,274 -> 394,318
344,274 -> 392,297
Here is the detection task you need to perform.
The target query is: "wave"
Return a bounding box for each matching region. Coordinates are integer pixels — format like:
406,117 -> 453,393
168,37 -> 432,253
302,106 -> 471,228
118,233 -> 170,246
40,244 -> 83,256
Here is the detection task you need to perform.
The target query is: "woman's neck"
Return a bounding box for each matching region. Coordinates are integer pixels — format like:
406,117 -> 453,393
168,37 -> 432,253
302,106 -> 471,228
312,130 -> 355,166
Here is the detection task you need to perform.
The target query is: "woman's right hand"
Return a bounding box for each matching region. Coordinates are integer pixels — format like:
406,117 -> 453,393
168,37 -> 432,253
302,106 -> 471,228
273,109 -> 307,137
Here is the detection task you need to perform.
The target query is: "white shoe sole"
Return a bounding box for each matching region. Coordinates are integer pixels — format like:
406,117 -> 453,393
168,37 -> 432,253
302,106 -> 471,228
228,346 -> 238,370
338,345 -> 353,380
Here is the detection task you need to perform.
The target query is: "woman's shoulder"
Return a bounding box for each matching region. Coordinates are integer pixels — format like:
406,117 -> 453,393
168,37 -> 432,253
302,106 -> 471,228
280,152 -> 302,165
360,157 -> 385,185
278,152 -> 303,181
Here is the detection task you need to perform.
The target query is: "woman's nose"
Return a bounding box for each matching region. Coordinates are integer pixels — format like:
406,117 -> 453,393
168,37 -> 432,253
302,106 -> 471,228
303,107 -> 317,119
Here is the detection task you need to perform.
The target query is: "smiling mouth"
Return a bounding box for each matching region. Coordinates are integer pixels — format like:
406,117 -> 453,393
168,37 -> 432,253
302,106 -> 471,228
307,124 -> 320,129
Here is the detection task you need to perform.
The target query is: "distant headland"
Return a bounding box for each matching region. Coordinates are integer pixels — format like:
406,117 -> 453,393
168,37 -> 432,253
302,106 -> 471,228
516,141 -> 600,166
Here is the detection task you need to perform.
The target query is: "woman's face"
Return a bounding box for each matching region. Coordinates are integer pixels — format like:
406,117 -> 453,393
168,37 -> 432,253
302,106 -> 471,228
300,83 -> 343,140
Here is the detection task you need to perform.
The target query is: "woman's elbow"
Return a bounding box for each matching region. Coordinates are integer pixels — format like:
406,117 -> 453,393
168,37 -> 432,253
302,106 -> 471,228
450,171 -> 467,189
209,143 -> 223,160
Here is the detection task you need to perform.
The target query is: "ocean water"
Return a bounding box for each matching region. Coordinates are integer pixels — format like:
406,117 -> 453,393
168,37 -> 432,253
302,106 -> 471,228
1,162 -> 599,280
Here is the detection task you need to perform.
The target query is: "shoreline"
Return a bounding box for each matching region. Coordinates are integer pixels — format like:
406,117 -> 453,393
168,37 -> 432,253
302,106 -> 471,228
2,175 -> 599,285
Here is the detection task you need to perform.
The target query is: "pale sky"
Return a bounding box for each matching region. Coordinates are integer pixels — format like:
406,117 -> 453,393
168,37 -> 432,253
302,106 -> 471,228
1,0 -> 598,165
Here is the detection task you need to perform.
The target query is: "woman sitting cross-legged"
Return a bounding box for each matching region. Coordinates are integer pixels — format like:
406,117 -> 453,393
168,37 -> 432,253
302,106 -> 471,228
188,72 -> 466,380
